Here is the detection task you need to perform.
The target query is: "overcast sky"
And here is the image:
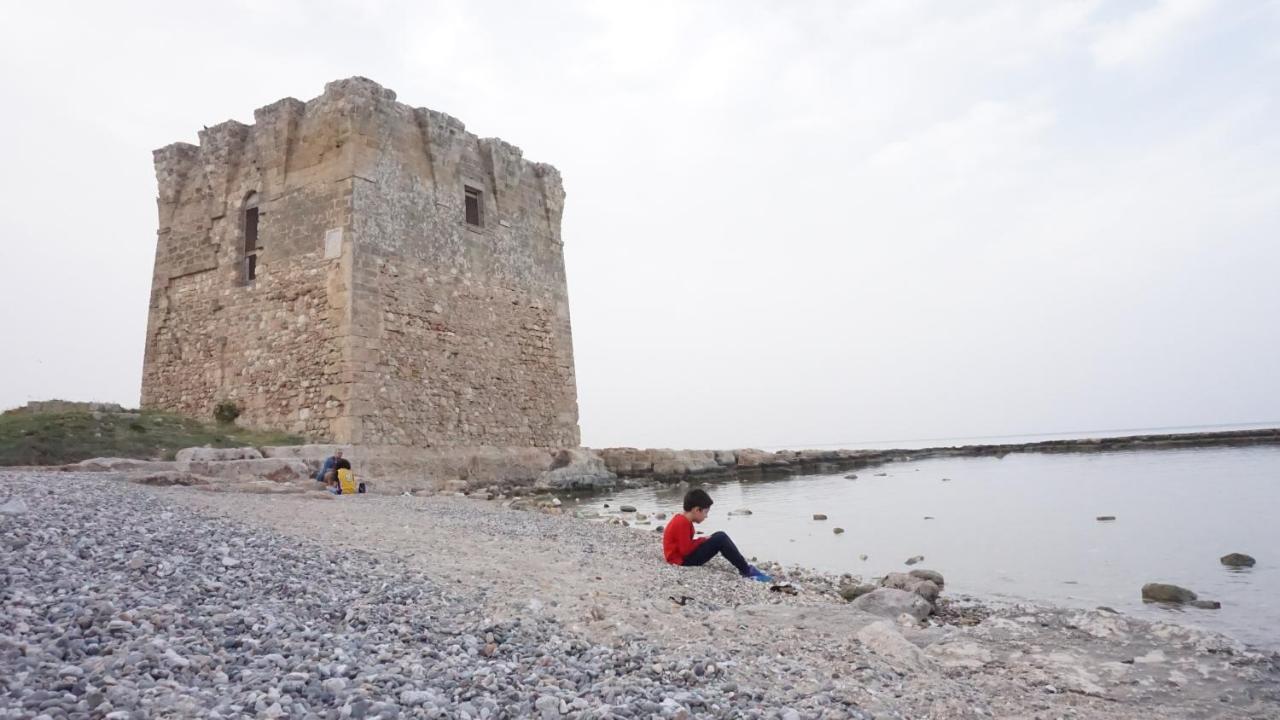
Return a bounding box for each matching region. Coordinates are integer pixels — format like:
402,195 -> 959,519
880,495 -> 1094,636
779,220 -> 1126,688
1,0 -> 1277,448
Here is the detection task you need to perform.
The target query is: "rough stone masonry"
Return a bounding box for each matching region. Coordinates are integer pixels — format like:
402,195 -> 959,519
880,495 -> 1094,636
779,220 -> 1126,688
142,77 -> 579,448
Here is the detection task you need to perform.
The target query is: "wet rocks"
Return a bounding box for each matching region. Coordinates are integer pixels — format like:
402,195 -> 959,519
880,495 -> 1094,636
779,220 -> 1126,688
1141,583 -> 1197,603
1220,552 -> 1256,567
905,555 -> 925,566
1190,600 -> 1222,610
833,527 -> 845,534
619,505 -> 637,513
812,513 -> 828,521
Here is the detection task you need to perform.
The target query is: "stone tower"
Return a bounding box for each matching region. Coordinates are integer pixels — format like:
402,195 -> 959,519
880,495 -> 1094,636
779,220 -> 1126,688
142,78 -> 580,447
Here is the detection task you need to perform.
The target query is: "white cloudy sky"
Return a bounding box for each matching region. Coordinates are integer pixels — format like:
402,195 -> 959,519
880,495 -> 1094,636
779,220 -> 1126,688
1,0 -> 1277,448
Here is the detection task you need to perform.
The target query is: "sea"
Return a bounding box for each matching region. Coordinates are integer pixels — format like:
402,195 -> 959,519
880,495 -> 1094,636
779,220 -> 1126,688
565,423 -> 1280,649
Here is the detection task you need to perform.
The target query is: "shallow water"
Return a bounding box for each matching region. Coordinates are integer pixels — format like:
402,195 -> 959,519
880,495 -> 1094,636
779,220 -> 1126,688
568,445 -> 1280,648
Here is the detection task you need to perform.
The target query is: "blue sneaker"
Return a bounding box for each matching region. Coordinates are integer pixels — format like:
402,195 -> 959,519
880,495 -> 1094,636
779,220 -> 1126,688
746,566 -> 774,583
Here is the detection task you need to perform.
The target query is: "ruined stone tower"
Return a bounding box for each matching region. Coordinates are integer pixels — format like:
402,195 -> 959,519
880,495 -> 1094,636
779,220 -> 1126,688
142,78 -> 580,447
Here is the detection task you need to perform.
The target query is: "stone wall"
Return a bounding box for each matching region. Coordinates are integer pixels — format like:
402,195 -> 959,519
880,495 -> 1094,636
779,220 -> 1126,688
142,78 -> 579,447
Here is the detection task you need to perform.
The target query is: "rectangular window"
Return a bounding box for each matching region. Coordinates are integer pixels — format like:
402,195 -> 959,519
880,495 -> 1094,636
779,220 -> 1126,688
245,254 -> 257,282
464,186 -> 483,227
244,207 -> 259,253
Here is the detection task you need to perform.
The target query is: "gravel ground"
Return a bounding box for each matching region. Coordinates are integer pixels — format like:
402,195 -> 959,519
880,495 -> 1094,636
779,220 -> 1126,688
3,471 -> 1279,719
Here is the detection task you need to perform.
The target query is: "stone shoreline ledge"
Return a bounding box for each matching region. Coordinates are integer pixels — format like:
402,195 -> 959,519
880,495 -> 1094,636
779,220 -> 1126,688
47,427 -> 1280,495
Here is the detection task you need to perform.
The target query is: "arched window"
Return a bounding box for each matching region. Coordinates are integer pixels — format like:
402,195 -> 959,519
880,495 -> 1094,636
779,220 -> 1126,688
243,192 -> 260,282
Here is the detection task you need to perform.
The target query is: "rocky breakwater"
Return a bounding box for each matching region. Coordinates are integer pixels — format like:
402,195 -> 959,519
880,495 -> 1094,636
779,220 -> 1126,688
595,447 -> 882,482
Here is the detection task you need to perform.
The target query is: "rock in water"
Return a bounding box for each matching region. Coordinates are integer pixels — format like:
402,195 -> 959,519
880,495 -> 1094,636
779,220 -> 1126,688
905,555 -> 925,566
812,513 -> 828,521
1141,583 -> 1197,603
1189,599 -> 1222,609
1220,553 -> 1256,567
833,527 -> 845,534
728,508 -> 753,516
844,474 -> 858,479
1096,515 -> 1116,521
619,505 -> 637,513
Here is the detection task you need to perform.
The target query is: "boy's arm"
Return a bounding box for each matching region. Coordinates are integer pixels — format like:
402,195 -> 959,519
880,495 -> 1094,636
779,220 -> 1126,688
674,524 -> 707,557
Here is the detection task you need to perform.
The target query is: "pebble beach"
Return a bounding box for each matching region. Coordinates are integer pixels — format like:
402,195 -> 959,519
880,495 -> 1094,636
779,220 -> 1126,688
3,471 -> 1279,719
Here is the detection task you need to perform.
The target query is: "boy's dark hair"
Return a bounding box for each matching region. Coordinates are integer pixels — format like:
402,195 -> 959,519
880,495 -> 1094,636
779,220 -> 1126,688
683,488 -> 713,512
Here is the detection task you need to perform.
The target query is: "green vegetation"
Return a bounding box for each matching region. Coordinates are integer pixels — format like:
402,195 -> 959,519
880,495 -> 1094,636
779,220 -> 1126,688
0,407 -> 305,466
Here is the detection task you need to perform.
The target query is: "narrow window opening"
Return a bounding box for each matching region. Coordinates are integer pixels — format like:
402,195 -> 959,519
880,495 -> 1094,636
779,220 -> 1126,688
464,186 -> 483,227
243,192 -> 260,283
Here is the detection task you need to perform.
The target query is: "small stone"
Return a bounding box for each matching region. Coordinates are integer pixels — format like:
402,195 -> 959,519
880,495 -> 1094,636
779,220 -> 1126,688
1220,553 -> 1256,567
839,583 -> 877,601
905,555 -> 924,566
619,505 -> 637,513
940,478 -> 951,482
859,554 -> 868,561
1190,599 -> 1222,609
844,474 -> 858,480
813,513 -> 828,521
833,527 -> 844,534
1096,515 -> 1116,521
728,508 -> 753,516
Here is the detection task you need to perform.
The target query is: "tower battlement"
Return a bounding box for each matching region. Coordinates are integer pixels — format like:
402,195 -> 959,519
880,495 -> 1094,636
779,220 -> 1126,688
142,78 -> 580,447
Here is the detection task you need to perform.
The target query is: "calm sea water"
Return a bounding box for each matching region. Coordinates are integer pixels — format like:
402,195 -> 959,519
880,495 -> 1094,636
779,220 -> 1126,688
569,444 -> 1280,649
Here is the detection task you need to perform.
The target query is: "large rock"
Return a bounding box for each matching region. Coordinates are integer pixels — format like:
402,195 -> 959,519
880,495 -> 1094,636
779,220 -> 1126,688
908,569 -> 945,587
67,457 -> 177,473
179,458 -> 312,483
175,446 -> 263,463
535,449 -> 616,489
881,572 -> 941,603
855,621 -> 928,670
838,583 -> 877,601
851,587 -> 933,620
1220,553 -> 1256,567
732,449 -> 793,468
1141,583 -> 1197,603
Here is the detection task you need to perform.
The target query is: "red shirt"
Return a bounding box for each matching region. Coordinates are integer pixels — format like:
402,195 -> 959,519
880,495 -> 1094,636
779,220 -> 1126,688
663,513 -> 707,565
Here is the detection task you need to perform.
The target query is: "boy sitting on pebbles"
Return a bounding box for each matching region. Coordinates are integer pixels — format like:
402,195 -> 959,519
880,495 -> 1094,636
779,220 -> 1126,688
663,488 -> 773,582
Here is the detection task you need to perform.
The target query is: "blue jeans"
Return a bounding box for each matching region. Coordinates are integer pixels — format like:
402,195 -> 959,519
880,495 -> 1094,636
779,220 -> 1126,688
682,531 -> 751,576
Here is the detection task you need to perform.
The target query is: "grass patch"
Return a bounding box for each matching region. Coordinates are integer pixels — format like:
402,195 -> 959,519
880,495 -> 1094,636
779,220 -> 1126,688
0,409 -> 306,466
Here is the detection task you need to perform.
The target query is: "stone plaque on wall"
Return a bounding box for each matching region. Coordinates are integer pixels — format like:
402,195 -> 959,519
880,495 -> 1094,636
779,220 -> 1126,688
324,228 -> 343,259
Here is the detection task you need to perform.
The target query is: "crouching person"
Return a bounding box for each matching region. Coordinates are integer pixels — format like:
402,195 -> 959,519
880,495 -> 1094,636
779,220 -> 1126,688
662,488 -> 773,582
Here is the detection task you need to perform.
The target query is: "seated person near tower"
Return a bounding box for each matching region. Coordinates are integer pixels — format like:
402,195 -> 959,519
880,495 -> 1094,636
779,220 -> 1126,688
316,450 -> 351,489
663,488 -> 773,582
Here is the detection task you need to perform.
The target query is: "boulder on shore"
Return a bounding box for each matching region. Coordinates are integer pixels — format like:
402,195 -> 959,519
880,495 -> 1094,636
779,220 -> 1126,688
908,569 -> 945,587
1220,553 -> 1256,567
881,572 -> 941,603
838,583 -> 877,601
850,587 -> 933,620
1141,583 -> 1197,603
